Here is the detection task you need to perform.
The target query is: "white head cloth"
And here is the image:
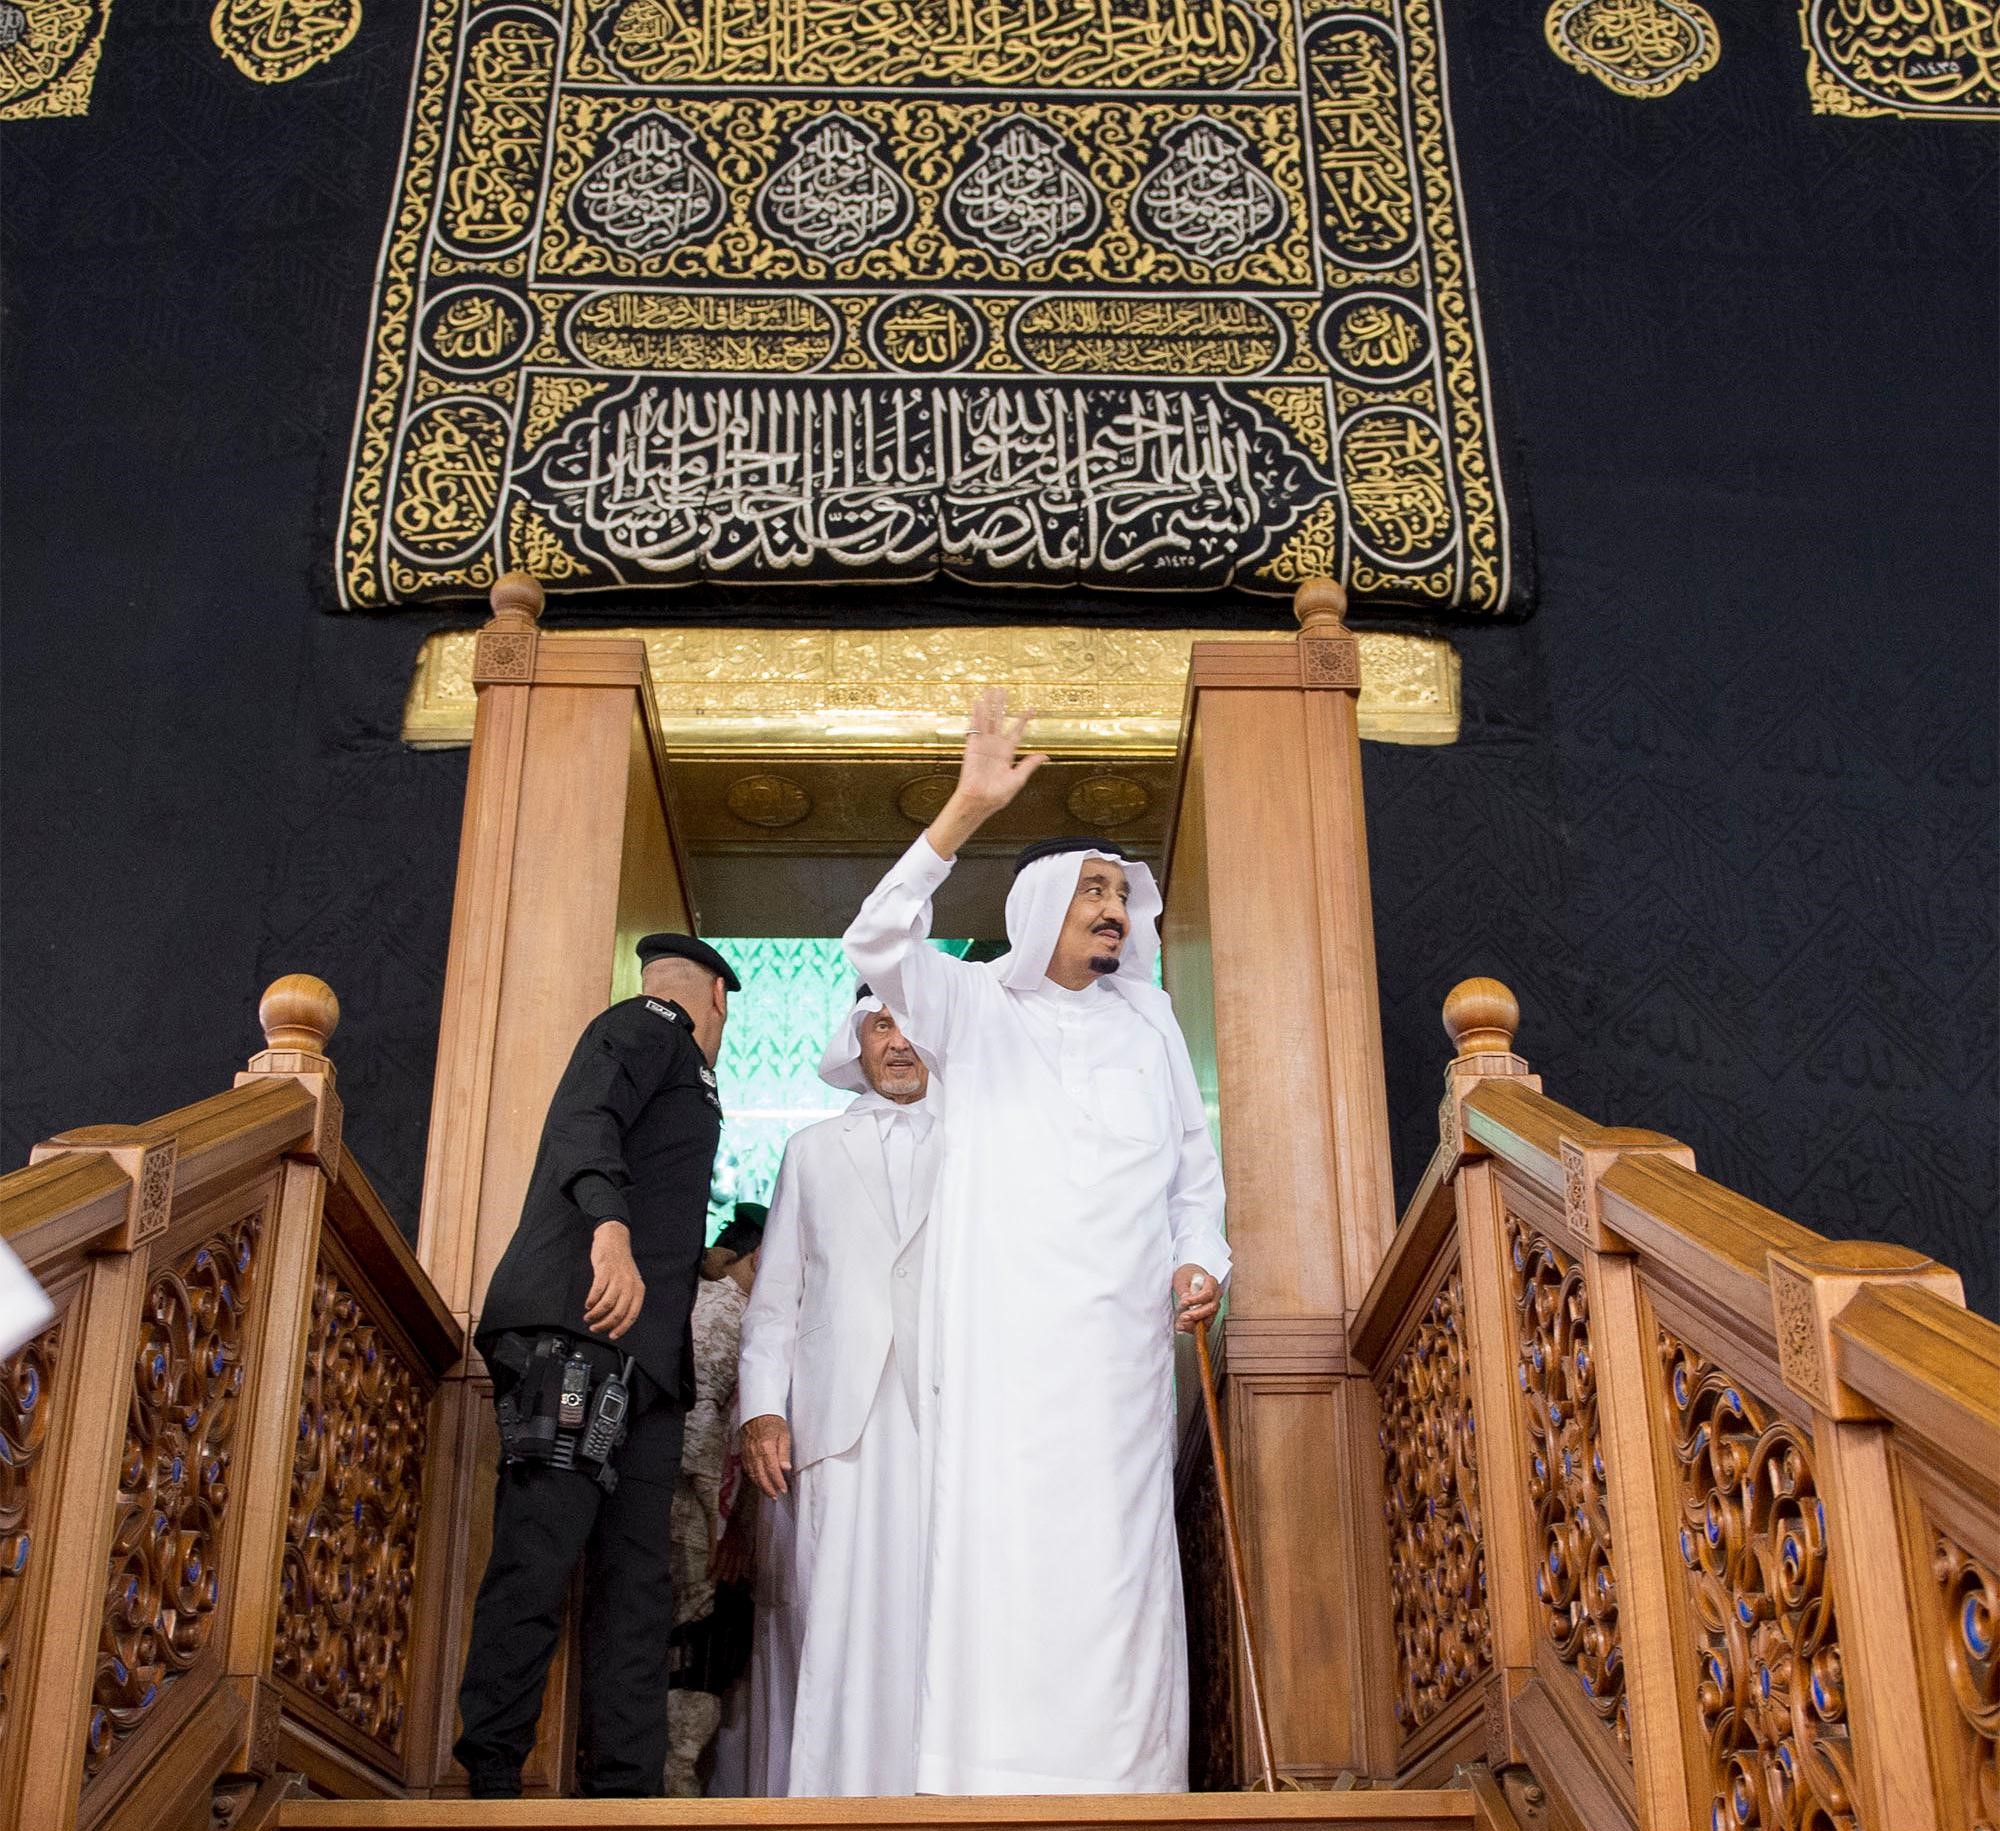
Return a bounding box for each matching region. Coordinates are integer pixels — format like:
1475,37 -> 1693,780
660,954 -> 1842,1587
818,990 -> 940,1102
989,846 -> 1207,1135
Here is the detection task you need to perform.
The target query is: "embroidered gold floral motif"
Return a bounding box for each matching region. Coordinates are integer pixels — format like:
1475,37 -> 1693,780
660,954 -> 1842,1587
340,0 -> 1514,611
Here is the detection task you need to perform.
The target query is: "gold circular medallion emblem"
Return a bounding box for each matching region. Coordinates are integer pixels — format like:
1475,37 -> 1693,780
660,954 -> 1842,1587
725,774 -> 813,828
895,774 -> 958,825
1066,776 -> 1149,829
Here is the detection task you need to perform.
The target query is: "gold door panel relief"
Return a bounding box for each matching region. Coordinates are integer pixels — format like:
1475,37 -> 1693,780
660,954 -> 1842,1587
402,623 -> 1461,752
403,621 -> 1457,865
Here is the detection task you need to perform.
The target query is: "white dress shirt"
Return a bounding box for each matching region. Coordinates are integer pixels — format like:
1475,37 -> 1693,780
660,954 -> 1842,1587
857,1094 -> 932,1237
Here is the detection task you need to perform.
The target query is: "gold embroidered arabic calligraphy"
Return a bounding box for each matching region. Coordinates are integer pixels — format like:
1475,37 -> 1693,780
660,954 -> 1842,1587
1801,0 -> 1998,116
574,0 -> 1290,91
338,0 -> 1516,609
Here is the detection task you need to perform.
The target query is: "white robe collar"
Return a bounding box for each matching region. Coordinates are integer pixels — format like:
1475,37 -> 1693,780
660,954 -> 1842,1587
846,1087 -> 934,1133
1029,975 -> 1107,1006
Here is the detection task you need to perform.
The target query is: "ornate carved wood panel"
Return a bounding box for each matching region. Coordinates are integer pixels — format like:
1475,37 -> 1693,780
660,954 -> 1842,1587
1377,1263 -> 1490,1739
1504,1212 -> 1631,1760
88,1212 -> 262,1777
1659,1330 -> 1857,1831
272,1252 -> 432,1759
1930,1527 -> 1997,1830
1177,1438 -> 1239,1791
0,1313 -> 63,1768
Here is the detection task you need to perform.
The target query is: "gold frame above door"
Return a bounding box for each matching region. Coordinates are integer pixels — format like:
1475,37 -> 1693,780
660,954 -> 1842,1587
402,623 -> 1457,872
403,625 -> 1460,755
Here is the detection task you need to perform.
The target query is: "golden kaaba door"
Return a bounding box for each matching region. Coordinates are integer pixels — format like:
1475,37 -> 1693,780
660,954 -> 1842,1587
406,579 -> 1419,1791
401,619 -> 1460,937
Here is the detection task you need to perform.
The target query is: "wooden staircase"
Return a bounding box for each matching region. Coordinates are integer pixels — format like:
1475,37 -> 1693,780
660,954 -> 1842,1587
3,587 -> 1994,1831
7,965 -> 1993,1831
270,1790 -> 1496,1829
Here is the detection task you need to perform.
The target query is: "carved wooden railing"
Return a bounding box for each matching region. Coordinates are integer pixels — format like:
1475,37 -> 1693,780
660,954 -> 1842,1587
1351,978 -> 1999,1831
0,977 -> 462,1831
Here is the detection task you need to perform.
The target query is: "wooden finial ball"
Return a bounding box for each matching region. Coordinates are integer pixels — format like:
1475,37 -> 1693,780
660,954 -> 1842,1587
259,974 -> 340,1056
1293,576 -> 1349,632
489,571 -> 545,626
1443,977 -> 1518,1056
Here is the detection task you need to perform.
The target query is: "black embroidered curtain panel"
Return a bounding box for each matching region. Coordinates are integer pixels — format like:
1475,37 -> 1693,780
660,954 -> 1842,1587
336,0 -> 1525,613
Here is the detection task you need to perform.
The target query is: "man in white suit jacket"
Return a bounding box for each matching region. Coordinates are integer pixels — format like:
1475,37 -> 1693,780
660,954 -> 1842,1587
738,990 -> 938,1795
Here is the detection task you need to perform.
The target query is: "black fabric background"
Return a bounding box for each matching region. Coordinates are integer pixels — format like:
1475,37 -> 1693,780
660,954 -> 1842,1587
4,3 -> 1994,1314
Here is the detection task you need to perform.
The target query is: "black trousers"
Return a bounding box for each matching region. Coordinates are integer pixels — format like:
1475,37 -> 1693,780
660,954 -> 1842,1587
453,1379 -> 686,1797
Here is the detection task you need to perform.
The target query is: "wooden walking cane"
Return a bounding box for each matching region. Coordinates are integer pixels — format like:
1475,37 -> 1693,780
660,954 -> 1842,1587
1187,1273 -> 1288,1791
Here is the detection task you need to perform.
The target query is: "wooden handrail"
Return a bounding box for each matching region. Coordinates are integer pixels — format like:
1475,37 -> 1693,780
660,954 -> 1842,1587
40,1081 -> 318,1204
324,1153 -> 463,1379
1834,1281 -> 2000,1485
0,1151 -> 131,1260
1348,1143 -> 1457,1371
1455,1078 -> 1595,1183
1350,976 -> 2000,1830
1594,1151 -> 1820,1309
0,975 -> 460,1831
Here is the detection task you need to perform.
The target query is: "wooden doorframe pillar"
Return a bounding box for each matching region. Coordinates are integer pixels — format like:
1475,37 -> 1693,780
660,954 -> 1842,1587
416,574 -> 697,1330
411,573 -> 697,1793
1162,578 -> 1402,1783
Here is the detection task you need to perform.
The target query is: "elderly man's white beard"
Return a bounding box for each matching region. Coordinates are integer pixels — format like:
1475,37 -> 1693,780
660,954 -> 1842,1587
866,1060 -> 926,1101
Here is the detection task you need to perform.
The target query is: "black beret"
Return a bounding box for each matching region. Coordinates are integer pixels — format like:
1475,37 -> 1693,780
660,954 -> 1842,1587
1012,836 -> 1133,876
635,932 -> 742,992
713,1202 -> 767,1256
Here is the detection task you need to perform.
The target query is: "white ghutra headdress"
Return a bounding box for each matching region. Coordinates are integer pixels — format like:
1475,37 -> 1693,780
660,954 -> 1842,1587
988,841 -> 1208,1136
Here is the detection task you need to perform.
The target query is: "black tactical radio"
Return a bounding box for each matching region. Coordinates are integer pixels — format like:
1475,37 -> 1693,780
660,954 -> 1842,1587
579,1363 -> 632,1466
492,1333 -> 636,1495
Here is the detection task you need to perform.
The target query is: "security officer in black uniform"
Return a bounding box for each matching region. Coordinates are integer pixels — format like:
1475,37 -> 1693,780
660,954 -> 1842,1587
453,932 -> 741,1798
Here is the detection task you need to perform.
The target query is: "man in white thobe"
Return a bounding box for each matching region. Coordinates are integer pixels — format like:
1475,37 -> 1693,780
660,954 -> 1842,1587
845,689 -> 1229,1796
737,993 -> 939,1795
709,1469 -> 801,1796
738,1484 -> 802,1797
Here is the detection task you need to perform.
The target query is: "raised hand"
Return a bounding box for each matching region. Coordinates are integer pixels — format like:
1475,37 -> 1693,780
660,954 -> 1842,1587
927,688 -> 1047,858
958,687 -> 1046,811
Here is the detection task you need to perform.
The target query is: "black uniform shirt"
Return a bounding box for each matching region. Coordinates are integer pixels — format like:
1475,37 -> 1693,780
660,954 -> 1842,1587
476,995 -> 723,1402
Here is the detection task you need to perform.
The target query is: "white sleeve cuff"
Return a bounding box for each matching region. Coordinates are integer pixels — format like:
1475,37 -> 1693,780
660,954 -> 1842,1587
902,831 -> 956,886
1176,1231 -> 1231,1286
736,1370 -> 790,1427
